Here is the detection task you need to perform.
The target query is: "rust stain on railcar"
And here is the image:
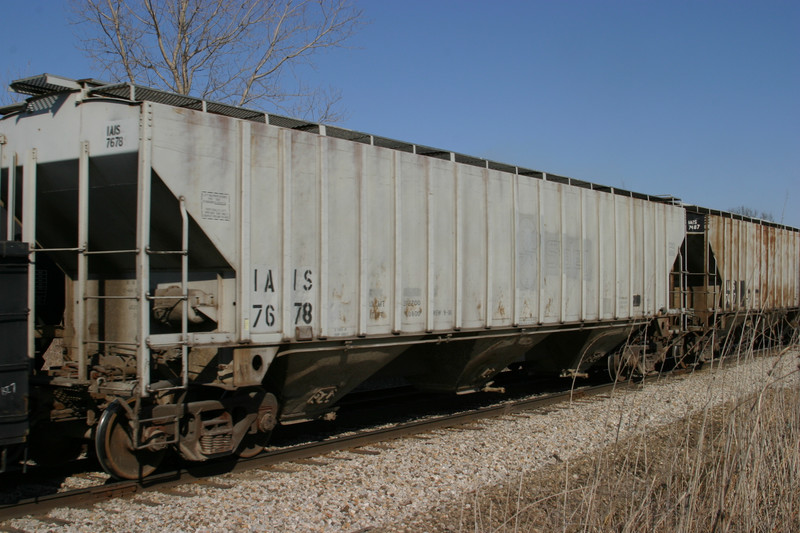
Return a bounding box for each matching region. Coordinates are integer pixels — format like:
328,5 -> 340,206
370,298 -> 387,320
766,226 -> 776,308
773,227 -> 782,308
404,300 -> 422,319
756,224 -> 766,310
709,215 -> 790,311
731,219 -> 740,306
521,299 -> 532,321
496,301 -> 506,320
776,227 -> 790,308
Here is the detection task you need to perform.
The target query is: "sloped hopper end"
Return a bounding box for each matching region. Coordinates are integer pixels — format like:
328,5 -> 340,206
33,154 -> 230,276
149,170 -> 231,272
400,334 -> 547,394
268,345 -> 410,423
522,326 -> 636,376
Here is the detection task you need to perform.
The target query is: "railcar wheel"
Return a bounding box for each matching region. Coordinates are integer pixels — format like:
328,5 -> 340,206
237,431 -> 271,458
607,353 -> 629,382
236,391 -> 278,458
95,400 -> 165,480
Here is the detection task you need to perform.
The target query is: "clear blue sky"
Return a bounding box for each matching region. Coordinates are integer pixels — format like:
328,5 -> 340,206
2,0 -> 798,228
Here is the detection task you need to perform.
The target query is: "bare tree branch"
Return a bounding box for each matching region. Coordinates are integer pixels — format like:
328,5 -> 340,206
69,0 -> 362,122
729,205 -> 775,222
0,64 -> 34,106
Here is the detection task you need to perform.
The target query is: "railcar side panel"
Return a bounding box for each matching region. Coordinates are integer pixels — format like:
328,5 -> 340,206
430,157 -> 457,331
460,164 -> 488,329
515,174 -> 540,325
614,196 -> 631,318
539,180 -> 561,323
597,191 -> 616,320
634,198 -> 645,317
248,124 -> 283,336
649,203 -> 660,314
562,187 -> 581,322
787,228 -> 798,307
488,168 -> 514,327
785,227 -> 797,307
326,136 -> 359,337
398,153 -> 426,331
708,215 -> 800,312
580,188 -> 599,321
745,221 -> 757,309
758,223 -> 768,309
364,146 -> 395,336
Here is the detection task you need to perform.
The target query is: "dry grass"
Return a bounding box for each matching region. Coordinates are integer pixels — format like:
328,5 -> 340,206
430,340 -> 800,533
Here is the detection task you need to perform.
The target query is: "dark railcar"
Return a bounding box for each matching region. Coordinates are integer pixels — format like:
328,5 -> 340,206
0,241 -> 29,471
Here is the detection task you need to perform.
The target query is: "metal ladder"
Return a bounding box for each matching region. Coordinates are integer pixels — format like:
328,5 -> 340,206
145,195 -> 190,392
5,139 -> 190,394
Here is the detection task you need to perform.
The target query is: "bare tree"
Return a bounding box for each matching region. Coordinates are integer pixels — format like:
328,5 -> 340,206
69,0 -> 362,122
729,205 -> 775,222
0,64 -> 33,106
0,75 -> 12,107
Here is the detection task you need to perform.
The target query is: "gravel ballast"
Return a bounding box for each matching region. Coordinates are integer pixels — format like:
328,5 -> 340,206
4,349 -> 798,532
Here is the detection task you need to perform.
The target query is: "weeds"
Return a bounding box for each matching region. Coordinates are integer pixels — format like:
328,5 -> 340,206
456,341 -> 800,533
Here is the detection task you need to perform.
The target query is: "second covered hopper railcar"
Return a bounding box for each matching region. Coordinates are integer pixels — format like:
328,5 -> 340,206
0,74 -> 798,479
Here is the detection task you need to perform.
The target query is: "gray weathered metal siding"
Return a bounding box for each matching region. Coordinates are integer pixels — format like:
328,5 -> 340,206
146,101 -> 686,343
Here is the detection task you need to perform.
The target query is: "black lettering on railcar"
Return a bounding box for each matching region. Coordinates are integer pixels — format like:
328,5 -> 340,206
294,302 -> 313,324
201,191 -> 231,221
105,124 -> 124,148
686,213 -> 705,233
252,304 -> 276,327
253,268 -> 275,292
293,268 -> 313,291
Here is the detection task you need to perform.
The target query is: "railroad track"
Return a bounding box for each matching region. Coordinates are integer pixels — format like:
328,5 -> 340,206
0,347 -> 777,524
0,385 -> 627,522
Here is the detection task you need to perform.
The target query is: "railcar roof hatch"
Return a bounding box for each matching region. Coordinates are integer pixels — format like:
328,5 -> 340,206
10,74 -> 84,96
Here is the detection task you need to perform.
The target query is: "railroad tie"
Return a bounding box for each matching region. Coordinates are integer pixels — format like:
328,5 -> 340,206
161,488 -> 196,498
293,458 -> 330,466
347,448 -> 381,455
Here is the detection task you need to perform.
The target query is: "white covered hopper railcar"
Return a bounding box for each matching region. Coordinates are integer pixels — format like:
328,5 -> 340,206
3,74 -> 793,480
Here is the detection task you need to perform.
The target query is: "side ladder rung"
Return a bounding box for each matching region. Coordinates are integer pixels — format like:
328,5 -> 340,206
88,340 -> 139,347
33,247 -> 83,253
147,248 -> 187,255
85,295 -> 140,301
84,249 -> 139,255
